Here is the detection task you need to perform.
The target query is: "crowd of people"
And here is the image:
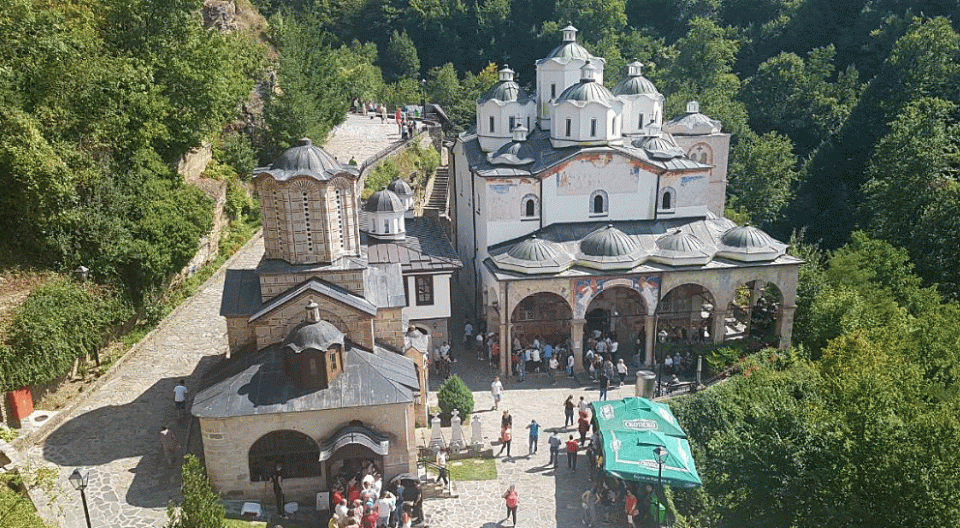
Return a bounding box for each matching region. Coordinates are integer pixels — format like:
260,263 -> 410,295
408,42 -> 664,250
326,459 -> 421,528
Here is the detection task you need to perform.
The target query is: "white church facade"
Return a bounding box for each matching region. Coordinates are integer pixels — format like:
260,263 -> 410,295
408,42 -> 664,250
450,25 -> 800,376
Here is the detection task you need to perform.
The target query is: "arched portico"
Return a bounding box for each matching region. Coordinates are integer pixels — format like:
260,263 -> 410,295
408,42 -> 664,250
655,283 -> 717,363
724,280 -> 783,346
583,286 -> 647,362
248,429 -> 321,483
509,292 -> 572,374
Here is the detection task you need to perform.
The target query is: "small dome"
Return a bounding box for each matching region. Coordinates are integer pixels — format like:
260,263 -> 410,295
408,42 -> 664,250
487,137 -> 537,165
663,101 -> 722,136
612,63 -> 659,96
283,319 -> 344,354
545,40 -> 593,61
387,179 -> 413,196
263,138 -> 351,181
478,80 -> 531,104
364,189 -> 405,213
720,225 -> 777,249
580,225 -> 639,257
634,135 -> 686,159
507,236 -> 565,262
556,79 -> 618,106
656,230 -> 706,253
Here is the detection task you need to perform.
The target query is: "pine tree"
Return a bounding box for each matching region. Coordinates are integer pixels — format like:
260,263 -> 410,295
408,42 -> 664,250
167,455 -> 225,528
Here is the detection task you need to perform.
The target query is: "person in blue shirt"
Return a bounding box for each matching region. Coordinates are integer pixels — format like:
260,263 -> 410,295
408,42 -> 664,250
526,420 -> 540,455
543,343 -> 554,361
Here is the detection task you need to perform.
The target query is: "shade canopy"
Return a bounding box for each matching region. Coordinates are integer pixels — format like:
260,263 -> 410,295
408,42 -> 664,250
592,397 -> 701,488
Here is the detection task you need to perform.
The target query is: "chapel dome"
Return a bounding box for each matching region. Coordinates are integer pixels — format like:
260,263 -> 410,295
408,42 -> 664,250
719,225 -> 777,249
507,236 -> 565,262
580,225 -> 639,257
556,65 -> 617,106
662,101 -> 722,136
656,229 -> 706,253
364,189 -> 405,213
487,130 -> 537,165
612,62 -> 659,96
264,138 -> 352,181
387,178 -> 413,196
478,67 -> 531,104
545,25 -> 593,61
282,319 -> 345,353
634,135 -> 686,159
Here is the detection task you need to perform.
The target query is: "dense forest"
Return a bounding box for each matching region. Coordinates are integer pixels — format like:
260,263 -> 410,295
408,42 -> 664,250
2,0 -> 960,525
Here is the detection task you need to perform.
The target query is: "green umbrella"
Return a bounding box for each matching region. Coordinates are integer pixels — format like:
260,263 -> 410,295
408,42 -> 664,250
592,397 -> 687,438
602,429 -> 702,488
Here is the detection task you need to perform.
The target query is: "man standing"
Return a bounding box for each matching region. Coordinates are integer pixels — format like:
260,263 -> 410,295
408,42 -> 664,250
599,371 -> 609,401
566,435 -> 579,471
526,419 -> 540,455
567,352 -> 576,378
548,432 -> 562,467
159,426 -> 178,466
271,463 -> 285,517
173,380 -> 188,414
436,449 -> 449,487
491,376 -> 503,410
464,320 -> 473,346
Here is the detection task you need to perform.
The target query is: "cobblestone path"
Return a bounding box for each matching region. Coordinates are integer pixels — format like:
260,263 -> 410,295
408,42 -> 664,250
323,112 -> 403,162
25,235 -> 266,528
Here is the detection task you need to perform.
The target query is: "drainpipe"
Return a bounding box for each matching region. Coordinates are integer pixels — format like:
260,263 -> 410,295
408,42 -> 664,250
471,170 -> 480,318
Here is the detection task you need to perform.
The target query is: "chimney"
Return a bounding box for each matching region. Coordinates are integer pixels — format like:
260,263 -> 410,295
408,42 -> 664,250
306,299 -> 320,322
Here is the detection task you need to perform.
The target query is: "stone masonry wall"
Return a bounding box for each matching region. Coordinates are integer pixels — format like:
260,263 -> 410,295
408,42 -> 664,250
252,290 -> 375,350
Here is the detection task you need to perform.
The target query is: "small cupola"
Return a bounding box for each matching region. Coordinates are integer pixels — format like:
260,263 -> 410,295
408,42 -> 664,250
387,178 -> 415,214
281,299 -> 346,391
498,65 -> 515,82
364,189 -> 407,240
580,61 -> 599,82
663,100 -> 722,136
628,61 -> 644,77
561,23 -> 578,42
512,124 -> 529,142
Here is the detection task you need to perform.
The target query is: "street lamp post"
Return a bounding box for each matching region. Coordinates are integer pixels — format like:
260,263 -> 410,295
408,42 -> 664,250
653,446 -> 668,526
68,468 -> 92,528
654,329 -> 668,396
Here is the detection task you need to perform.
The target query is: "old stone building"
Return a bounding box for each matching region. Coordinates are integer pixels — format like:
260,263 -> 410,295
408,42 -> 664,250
451,25 -> 801,376
203,138 -> 459,503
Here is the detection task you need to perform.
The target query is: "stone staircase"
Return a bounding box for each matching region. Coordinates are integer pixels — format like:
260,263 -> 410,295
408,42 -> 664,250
424,166 -> 449,214
418,460 -> 459,500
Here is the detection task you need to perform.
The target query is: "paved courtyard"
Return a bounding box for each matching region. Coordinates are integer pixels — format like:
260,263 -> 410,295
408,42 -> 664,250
323,112 -> 404,163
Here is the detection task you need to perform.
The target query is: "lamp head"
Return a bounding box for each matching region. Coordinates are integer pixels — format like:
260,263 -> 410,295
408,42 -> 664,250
653,446 -> 668,465
69,468 -> 89,491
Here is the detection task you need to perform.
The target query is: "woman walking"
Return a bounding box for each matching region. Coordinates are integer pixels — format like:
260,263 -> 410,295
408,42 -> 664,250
617,359 -> 628,386
564,395 -> 575,427
503,485 -> 519,526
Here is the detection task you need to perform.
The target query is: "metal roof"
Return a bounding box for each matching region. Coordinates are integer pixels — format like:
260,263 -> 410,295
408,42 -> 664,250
364,189 -> 405,213
364,217 -> 462,274
221,269 -> 263,317
460,127 -> 710,177
254,138 -> 359,182
249,278 -> 378,322
478,80 -> 532,104
283,319 -> 344,353
192,344 -> 419,419
555,78 -> 618,106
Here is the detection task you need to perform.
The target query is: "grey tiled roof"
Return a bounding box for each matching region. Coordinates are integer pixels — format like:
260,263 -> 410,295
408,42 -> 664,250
364,217 -> 462,273
249,277 -> 378,322
253,138 -> 359,182
192,344 -> 419,419
221,269 -> 263,317
362,264 -> 407,308
460,127 -> 710,177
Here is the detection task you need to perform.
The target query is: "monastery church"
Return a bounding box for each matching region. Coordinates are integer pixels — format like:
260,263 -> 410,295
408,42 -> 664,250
450,24 -> 801,376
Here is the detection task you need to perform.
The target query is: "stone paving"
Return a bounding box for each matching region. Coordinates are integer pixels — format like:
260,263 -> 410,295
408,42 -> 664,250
322,112 -> 404,163
25,234 -> 266,528
422,344 -> 637,528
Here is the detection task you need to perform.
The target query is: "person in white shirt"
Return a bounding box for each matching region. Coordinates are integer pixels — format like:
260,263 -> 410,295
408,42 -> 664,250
376,492 -> 396,527
609,339 -> 619,361
567,353 -> 575,378
464,321 -> 473,344
491,376 -> 504,410
616,358 -> 628,386
173,380 -> 188,413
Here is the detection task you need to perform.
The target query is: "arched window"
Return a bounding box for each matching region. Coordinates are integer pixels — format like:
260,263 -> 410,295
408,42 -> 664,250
249,430 -> 321,482
521,194 -> 539,218
659,187 -> 676,211
590,190 -> 608,215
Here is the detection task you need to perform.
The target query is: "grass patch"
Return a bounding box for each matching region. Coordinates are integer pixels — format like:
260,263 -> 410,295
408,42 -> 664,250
430,457 -> 498,481
0,475 -> 50,528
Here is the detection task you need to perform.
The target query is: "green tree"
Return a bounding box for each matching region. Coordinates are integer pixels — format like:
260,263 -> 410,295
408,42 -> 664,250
727,132 -> 798,228
557,0 -> 627,37
384,30 -> 421,81
437,374 -> 474,421
167,455 -> 225,528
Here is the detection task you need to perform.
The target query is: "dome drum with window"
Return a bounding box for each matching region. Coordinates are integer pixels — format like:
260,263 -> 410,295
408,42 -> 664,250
477,65 -> 536,152
364,189 -> 406,240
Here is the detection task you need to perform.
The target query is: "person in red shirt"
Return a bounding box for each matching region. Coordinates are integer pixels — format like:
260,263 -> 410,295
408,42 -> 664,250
624,488 -> 639,527
566,435 -> 579,471
362,505 -> 379,528
578,413 -> 590,445
502,484 -> 519,526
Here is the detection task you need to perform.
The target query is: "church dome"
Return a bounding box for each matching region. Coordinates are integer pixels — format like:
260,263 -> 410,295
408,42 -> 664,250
556,65 -> 617,106
387,178 -> 413,196
545,25 -> 592,61
478,67 -> 531,104
580,225 -> 639,257
364,189 -> 405,213
264,138 -> 352,181
283,319 -> 344,353
656,229 -> 706,253
720,225 -> 776,249
663,101 -> 722,136
507,235 -> 565,262
487,127 -> 536,165
612,62 -> 659,96
634,135 -> 686,159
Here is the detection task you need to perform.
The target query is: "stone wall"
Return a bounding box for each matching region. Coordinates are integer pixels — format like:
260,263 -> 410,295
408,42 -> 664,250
198,403 -> 416,502
372,307 -> 404,350
258,268 -> 366,301
251,289 -> 375,350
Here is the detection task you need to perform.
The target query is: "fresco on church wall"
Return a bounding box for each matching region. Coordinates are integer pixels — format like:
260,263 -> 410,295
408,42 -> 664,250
552,155 -> 642,196
572,275 -> 661,319
487,178 -> 539,221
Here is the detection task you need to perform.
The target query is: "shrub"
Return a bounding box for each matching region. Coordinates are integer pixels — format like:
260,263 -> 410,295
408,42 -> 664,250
167,455 -> 225,528
437,374 -> 474,424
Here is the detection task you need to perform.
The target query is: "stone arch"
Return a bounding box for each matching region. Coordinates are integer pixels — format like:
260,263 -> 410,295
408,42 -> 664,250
656,283 -> 717,342
724,279 -> 783,346
248,429 -> 321,482
583,285 -> 648,359
510,292 -> 572,349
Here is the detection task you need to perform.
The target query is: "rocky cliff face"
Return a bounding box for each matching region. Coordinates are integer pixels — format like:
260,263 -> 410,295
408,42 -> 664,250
203,0 -> 239,32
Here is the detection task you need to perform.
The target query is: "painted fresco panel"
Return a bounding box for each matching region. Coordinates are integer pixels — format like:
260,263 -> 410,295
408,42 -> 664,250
572,275 -> 661,319
554,154 -> 640,196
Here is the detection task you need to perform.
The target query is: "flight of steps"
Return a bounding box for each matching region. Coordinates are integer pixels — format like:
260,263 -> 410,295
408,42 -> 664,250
418,461 -> 459,500
424,166 -> 449,214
